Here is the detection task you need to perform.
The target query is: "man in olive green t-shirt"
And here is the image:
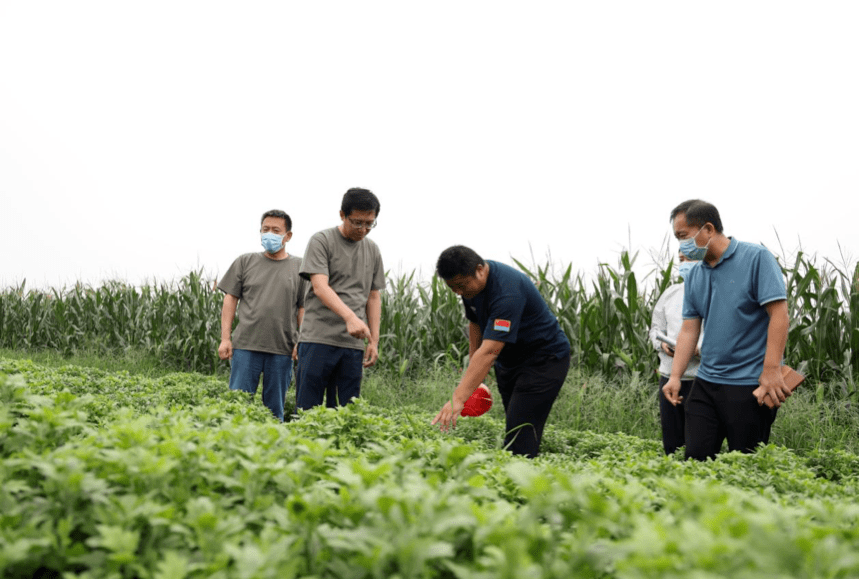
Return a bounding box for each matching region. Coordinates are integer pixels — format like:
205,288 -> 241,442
218,209 -> 307,421
296,188 -> 385,410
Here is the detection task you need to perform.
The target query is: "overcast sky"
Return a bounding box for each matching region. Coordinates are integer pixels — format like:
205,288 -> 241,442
1,1 -> 858,291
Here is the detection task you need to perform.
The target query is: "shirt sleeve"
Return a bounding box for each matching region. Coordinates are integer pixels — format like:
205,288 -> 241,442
218,255 -> 245,298
681,276 -> 702,320
482,280 -> 527,344
299,233 -> 330,280
754,250 -> 787,305
649,290 -> 670,350
295,259 -> 308,309
371,245 -> 386,291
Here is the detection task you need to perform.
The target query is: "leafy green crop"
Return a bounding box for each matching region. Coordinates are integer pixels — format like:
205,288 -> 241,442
1,361 -> 857,578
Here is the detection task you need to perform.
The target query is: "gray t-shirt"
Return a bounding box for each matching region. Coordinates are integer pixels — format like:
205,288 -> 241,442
299,226 -> 385,351
218,253 -> 307,356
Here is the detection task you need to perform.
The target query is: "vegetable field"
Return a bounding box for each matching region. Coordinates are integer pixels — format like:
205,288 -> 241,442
1,359 -> 857,578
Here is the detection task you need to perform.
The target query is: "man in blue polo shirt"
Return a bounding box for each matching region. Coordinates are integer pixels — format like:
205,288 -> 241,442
662,200 -> 790,460
431,245 -> 571,458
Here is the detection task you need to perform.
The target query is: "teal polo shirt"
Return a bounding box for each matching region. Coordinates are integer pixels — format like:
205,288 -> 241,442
682,238 -> 786,384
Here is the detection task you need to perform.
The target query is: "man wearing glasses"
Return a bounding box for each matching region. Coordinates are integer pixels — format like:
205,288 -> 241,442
295,188 -> 385,410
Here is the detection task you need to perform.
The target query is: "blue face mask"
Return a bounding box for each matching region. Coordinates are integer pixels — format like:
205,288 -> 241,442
261,232 -> 285,254
678,261 -> 696,280
679,227 -> 709,261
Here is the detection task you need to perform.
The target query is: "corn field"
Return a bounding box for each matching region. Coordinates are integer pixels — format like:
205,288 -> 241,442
1,251 -> 857,391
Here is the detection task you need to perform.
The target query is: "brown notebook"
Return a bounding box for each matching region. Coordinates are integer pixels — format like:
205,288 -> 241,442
781,365 -> 805,391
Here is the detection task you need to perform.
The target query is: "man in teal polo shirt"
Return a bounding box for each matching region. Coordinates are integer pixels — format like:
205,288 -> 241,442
662,199 -> 791,460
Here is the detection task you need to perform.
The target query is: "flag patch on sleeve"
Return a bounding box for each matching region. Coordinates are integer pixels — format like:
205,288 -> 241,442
493,319 -> 511,332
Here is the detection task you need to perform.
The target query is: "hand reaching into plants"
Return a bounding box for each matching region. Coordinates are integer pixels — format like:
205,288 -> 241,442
432,398 -> 465,432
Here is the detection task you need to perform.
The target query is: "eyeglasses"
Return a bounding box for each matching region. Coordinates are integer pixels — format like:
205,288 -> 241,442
348,218 -> 377,230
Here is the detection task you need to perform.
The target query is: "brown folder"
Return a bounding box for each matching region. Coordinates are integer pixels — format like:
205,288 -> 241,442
781,365 -> 805,391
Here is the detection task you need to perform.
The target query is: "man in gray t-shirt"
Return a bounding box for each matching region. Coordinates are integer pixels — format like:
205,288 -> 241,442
217,209 -> 307,421
296,188 -> 385,410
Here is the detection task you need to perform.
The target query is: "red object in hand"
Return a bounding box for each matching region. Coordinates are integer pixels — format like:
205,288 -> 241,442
461,383 -> 493,417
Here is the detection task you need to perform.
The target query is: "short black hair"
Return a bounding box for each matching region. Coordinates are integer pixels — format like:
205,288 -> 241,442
261,209 -> 292,231
670,199 -> 723,233
436,246 -> 486,280
342,188 -> 381,218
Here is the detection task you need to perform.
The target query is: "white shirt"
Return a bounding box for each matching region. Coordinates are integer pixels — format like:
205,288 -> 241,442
649,283 -> 703,379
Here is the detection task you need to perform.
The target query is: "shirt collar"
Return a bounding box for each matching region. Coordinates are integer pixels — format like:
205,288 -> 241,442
704,237 -> 737,269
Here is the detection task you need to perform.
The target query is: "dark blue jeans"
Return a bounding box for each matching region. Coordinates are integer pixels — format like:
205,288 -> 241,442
295,342 -> 363,411
229,348 -> 292,421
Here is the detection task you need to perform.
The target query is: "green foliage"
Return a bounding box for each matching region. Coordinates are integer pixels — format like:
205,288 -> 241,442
0,362 -> 858,578
0,271 -> 226,374
0,248 -> 856,389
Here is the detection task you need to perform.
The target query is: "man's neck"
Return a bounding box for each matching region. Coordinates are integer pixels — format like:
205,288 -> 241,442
263,250 -> 289,261
704,235 -> 731,267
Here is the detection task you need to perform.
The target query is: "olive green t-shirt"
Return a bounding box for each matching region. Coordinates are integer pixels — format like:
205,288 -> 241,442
299,227 -> 385,351
218,253 -> 306,356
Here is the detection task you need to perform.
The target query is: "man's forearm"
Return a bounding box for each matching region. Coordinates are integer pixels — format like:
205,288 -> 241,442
454,345 -> 498,403
220,295 -> 238,341
669,323 -> 699,379
763,301 -> 789,369
312,277 -> 358,324
366,292 -> 381,344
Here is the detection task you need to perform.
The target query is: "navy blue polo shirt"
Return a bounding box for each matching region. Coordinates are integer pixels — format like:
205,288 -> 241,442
682,238 -> 787,384
462,260 -> 570,367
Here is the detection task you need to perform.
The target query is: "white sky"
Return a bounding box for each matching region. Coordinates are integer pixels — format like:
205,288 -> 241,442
1,1 -> 858,290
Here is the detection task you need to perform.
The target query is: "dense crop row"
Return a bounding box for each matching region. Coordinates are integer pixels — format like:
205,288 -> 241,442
0,359 -> 857,578
0,250 -> 857,388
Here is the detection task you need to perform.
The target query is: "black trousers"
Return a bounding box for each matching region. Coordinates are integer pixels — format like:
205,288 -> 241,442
684,376 -> 778,461
657,375 -> 694,455
494,352 -> 570,458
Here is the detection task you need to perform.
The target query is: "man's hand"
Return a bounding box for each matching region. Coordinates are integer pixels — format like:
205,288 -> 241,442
432,397 -> 465,432
346,315 -> 372,340
662,377 -> 683,406
218,339 -> 233,361
753,366 -> 791,408
661,342 -> 675,357
292,344 -> 298,361
363,342 -> 379,367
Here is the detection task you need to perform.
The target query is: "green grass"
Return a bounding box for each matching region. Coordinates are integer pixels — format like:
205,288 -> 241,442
361,367 -> 858,457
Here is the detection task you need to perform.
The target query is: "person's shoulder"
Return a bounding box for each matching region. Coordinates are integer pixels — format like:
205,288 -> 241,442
734,240 -> 778,262
234,252 -> 264,264
310,227 -> 338,242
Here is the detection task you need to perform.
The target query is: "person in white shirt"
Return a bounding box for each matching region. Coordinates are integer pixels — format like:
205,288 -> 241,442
648,251 -> 702,454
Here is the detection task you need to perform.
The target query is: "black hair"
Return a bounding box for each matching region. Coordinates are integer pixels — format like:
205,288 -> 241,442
436,245 -> 486,280
260,209 -> 292,231
341,188 -> 381,218
669,199 -> 723,233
